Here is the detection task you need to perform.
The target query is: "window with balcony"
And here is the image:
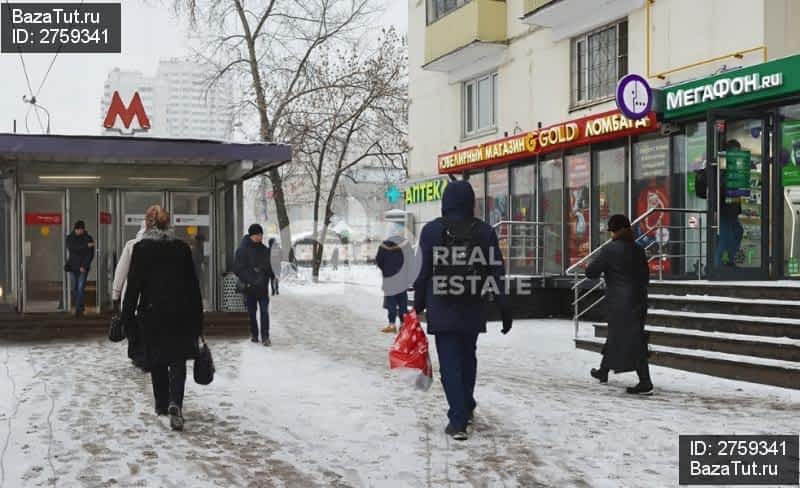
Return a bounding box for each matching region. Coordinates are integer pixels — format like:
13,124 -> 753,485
571,19 -> 628,107
463,72 -> 498,137
427,0 -> 472,24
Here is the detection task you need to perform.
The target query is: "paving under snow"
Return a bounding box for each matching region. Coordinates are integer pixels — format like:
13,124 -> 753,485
0,265 -> 798,487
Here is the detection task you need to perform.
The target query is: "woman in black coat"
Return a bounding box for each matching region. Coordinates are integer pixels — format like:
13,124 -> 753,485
585,214 -> 653,395
123,206 -> 203,430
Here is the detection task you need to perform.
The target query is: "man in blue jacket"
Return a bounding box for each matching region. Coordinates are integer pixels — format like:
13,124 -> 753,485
66,220 -> 94,317
414,179 -> 512,441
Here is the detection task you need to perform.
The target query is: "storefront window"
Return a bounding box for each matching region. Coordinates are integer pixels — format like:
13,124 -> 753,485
566,152 -> 590,268
470,171 -> 485,220
679,123 -> 708,277
486,168 -> 508,227
540,156 -> 563,274
780,105 -> 800,276
591,146 -> 626,248
632,137 -> 671,276
511,164 -> 537,274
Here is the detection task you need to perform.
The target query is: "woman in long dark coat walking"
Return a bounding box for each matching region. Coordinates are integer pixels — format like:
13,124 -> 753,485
585,214 -> 653,395
122,205 -> 203,430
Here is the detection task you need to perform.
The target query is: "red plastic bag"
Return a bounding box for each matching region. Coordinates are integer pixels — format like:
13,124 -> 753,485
389,310 -> 433,391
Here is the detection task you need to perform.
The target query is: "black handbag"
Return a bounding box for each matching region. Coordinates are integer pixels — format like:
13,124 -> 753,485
194,336 -> 215,385
109,314 -> 125,343
235,278 -> 251,294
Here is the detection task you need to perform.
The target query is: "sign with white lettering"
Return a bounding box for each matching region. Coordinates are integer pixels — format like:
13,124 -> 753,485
173,214 -> 210,227
663,54 -> 800,120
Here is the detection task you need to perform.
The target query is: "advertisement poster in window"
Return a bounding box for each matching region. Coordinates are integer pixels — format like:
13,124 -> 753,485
566,154 -> 590,266
781,119 -> 800,186
633,139 -> 671,274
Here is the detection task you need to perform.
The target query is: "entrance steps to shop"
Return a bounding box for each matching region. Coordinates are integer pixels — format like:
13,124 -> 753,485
0,312 -> 252,341
575,281 -> 800,390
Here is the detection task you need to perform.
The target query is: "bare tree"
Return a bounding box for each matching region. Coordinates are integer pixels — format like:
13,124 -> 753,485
288,28 -> 408,280
173,0 -> 380,253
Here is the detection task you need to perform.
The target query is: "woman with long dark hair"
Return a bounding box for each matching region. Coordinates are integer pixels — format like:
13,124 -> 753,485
122,205 -> 203,430
586,214 -> 653,395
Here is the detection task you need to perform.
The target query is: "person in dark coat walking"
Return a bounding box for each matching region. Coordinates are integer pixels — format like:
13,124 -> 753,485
586,214 -> 653,395
414,179 -> 513,441
268,237 -> 281,296
122,206 -> 203,431
234,224 -> 275,346
65,220 -> 94,317
376,224 -> 412,334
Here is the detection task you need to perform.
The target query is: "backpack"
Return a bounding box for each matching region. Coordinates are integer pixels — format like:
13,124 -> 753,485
432,217 -> 490,304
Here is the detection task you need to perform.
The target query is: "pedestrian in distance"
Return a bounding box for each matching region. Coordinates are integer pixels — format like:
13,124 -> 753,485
122,205 -> 204,431
375,223 -> 413,334
330,246 -> 340,271
586,214 -> 653,395
112,219 -> 148,372
66,220 -> 95,317
234,224 -> 275,346
268,237 -> 281,296
414,178 -> 513,441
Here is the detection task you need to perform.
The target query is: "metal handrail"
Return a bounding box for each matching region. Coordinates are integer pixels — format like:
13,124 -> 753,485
570,208 -> 709,339
491,220 -> 552,276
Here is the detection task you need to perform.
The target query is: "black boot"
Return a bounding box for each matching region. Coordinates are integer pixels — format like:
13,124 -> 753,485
169,403 -> 184,431
627,359 -> 653,395
445,423 -> 468,441
626,382 -> 654,395
590,368 -> 609,383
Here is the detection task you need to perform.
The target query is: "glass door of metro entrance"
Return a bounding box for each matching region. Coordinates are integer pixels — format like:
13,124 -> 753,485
96,189 -> 117,313
22,190 -> 66,312
706,112 -> 771,280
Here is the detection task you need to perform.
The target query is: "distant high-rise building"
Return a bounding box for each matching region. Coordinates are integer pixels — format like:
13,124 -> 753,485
101,59 -> 234,140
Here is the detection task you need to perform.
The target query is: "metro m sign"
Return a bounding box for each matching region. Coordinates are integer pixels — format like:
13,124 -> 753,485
103,91 -> 151,134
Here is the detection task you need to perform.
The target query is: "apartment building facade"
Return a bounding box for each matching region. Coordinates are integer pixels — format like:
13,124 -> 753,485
408,0 -> 800,281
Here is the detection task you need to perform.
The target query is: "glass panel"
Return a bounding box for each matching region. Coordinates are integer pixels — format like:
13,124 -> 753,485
465,83 -> 475,134
718,120 -> 763,270
593,146 -> 626,248
24,192 -> 65,312
511,164 -> 537,275
632,137 -> 672,276
678,123 -> 709,277
566,152 -> 591,267
470,171 -> 485,220
540,156 -> 563,274
486,168 -> 508,227
477,77 -> 492,130
780,104 -> 800,276
0,177 -> 13,306
172,193 -> 212,310
122,191 -> 164,243
96,190 -> 116,313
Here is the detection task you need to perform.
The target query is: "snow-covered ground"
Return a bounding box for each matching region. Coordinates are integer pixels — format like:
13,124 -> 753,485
0,266 -> 798,487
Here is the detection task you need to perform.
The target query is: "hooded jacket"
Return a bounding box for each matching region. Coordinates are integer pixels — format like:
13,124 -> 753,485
233,235 -> 274,297
112,220 -> 147,303
376,235 -> 413,293
413,180 -> 507,335
66,231 -> 94,273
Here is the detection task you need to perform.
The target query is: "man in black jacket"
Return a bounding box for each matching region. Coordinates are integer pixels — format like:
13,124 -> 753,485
234,224 -> 275,346
66,220 -> 94,317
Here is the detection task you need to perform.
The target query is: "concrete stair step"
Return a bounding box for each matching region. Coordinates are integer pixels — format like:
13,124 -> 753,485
646,310 -> 800,339
648,294 -> 800,319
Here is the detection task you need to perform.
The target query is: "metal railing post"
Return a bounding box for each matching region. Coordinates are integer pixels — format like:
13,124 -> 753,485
573,272 -> 579,338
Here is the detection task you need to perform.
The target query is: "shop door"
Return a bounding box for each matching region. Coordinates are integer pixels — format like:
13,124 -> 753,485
706,111 -> 771,280
169,192 -> 213,310
96,190 -> 117,313
22,191 -> 66,312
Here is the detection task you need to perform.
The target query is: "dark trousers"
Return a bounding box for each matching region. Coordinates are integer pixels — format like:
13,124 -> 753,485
385,292 -> 408,324
151,361 -> 187,410
600,355 -> 652,383
434,332 -> 479,430
245,295 -> 270,340
69,271 -> 87,311
270,276 -> 279,295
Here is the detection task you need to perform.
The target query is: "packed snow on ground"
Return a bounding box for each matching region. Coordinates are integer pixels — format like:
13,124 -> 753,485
0,280 -> 798,487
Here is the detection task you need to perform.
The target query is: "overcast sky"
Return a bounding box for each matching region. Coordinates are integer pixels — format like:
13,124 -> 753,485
0,0 -> 408,135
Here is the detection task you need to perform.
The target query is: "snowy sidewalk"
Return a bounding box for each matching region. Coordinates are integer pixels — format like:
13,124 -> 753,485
0,277 -> 798,487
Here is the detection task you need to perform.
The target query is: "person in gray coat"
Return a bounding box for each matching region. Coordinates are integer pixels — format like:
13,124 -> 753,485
586,214 -> 653,395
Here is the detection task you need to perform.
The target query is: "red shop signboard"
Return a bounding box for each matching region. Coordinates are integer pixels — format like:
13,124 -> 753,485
25,213 -> 62,225
100,212 -> 112,225
438,109 -> 659,174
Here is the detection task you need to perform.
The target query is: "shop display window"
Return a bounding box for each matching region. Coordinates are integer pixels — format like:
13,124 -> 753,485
469,171 -> 486,220
591,146 -> 626,248
781,104 -> 800,277
540,156 -> 563,274
566,152 -> 590,268
511,164 -> 537,274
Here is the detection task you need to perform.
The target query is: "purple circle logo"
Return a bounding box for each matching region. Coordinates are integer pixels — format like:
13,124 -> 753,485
616,74 -> 652,120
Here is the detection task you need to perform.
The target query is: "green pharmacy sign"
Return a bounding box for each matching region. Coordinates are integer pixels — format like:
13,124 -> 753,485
405,178 -> 448,205
662,54 -> 800,120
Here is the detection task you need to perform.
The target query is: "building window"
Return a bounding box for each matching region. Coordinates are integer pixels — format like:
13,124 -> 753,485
571,19 -> 628,106
427,0 -> 472,24
463,72 -> 498,137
